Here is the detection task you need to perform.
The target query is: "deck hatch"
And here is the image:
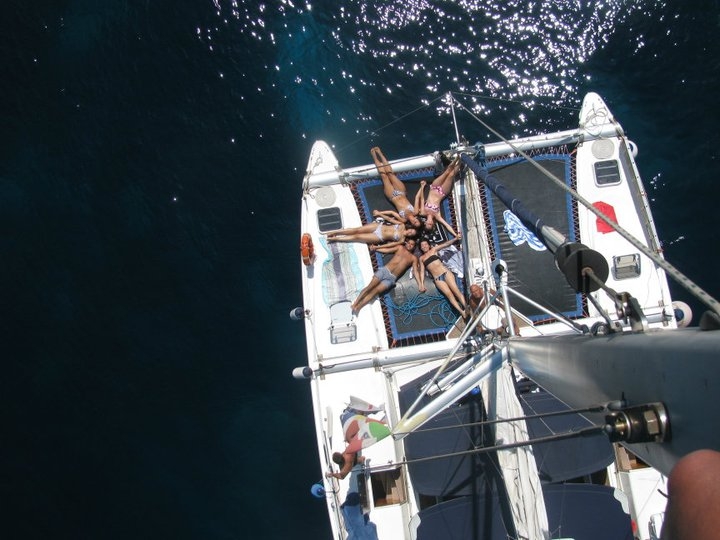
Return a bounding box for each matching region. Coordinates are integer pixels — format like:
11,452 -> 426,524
330,323 -> 357,344
329,301 -> 356,344
613,253 -> 641,280
594,160 -> 621,186
317,207 -> 343,232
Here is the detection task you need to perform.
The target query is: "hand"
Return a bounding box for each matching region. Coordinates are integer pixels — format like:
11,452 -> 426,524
419,286 -> 427,293
372,209 -> 380,216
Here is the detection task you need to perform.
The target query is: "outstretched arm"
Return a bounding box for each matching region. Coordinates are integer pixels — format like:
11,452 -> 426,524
373,209 -> 404,224
414,180 -> 426,214
435,233 -> 462,252
326,452 -> 355,480
371,242 -> 402,253
435,213 -> 457,238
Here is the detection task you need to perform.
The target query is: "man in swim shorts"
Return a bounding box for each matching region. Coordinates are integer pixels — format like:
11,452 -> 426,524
373,266 -> 397,289
351,238 -> 422,315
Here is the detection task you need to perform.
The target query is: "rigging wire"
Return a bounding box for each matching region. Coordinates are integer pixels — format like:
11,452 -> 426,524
394,403 -> 606,436
450,93 -> 720,318
365,424 -> 606,472
334,94 -> 448,155
333,89 -> 573,158
452,91 -> 581,113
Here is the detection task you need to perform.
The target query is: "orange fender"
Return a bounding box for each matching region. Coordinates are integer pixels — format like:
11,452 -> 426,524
301,233 -> 314,266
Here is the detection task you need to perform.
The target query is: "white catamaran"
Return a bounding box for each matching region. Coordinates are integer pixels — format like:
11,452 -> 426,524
292,93 -> 720,540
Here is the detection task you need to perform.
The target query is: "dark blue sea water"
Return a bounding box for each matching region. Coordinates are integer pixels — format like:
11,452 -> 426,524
3,1 -> 718,538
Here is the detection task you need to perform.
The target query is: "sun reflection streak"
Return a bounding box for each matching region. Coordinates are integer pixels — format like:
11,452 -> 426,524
204,0 -> 665,132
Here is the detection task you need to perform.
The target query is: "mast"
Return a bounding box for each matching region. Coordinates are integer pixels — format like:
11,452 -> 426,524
392,99 -> 552,539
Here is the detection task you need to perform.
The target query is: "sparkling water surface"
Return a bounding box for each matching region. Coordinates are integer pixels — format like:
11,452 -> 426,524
4,1 -> 719,538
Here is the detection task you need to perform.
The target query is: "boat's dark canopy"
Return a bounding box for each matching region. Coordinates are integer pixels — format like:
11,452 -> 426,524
399,369 -> 613,496
399,390 -> 495,496
518,382 -> 614,483
414,483 -> 633,540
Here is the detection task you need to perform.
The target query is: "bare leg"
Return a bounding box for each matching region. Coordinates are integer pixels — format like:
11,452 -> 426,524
351,279 -> 377,313
328,233 -> 380,244
326,223 -> 376,238
436,280 -> 465,314
445,273 -> 466,309
325,227 -> 359,237
431,159 -> 459,198
371,147 -> 391,172
372,147 -> 406,199
352,279 -> 387,314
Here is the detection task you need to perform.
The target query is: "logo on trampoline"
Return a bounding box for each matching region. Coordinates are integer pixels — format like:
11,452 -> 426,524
503,210 -> 546,251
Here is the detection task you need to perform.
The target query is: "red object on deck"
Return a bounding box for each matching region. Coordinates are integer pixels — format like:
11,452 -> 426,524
593,201 -> 617,234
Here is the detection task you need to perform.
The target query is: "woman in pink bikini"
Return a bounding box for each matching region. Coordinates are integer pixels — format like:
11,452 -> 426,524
371,146 -> 423,228
419,156 -> 461,231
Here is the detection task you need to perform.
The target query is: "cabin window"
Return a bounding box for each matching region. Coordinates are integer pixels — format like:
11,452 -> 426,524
317,207 -> 342,233
370,467 -> 407,507
613,253 -> 641,280
594,160 -> 621,186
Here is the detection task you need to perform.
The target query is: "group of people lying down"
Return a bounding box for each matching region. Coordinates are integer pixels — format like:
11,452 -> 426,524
324,146 -> 465,316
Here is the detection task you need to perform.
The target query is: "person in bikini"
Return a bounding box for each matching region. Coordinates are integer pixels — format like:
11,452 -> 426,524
418,156 -> 462,232
350,238 -> 422,314
325,210 -> 418,245
371,146 -> 423,228
418,235 -> 466,314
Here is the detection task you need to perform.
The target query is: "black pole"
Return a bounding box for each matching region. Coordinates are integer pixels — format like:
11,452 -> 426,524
460,152 -> 609,294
